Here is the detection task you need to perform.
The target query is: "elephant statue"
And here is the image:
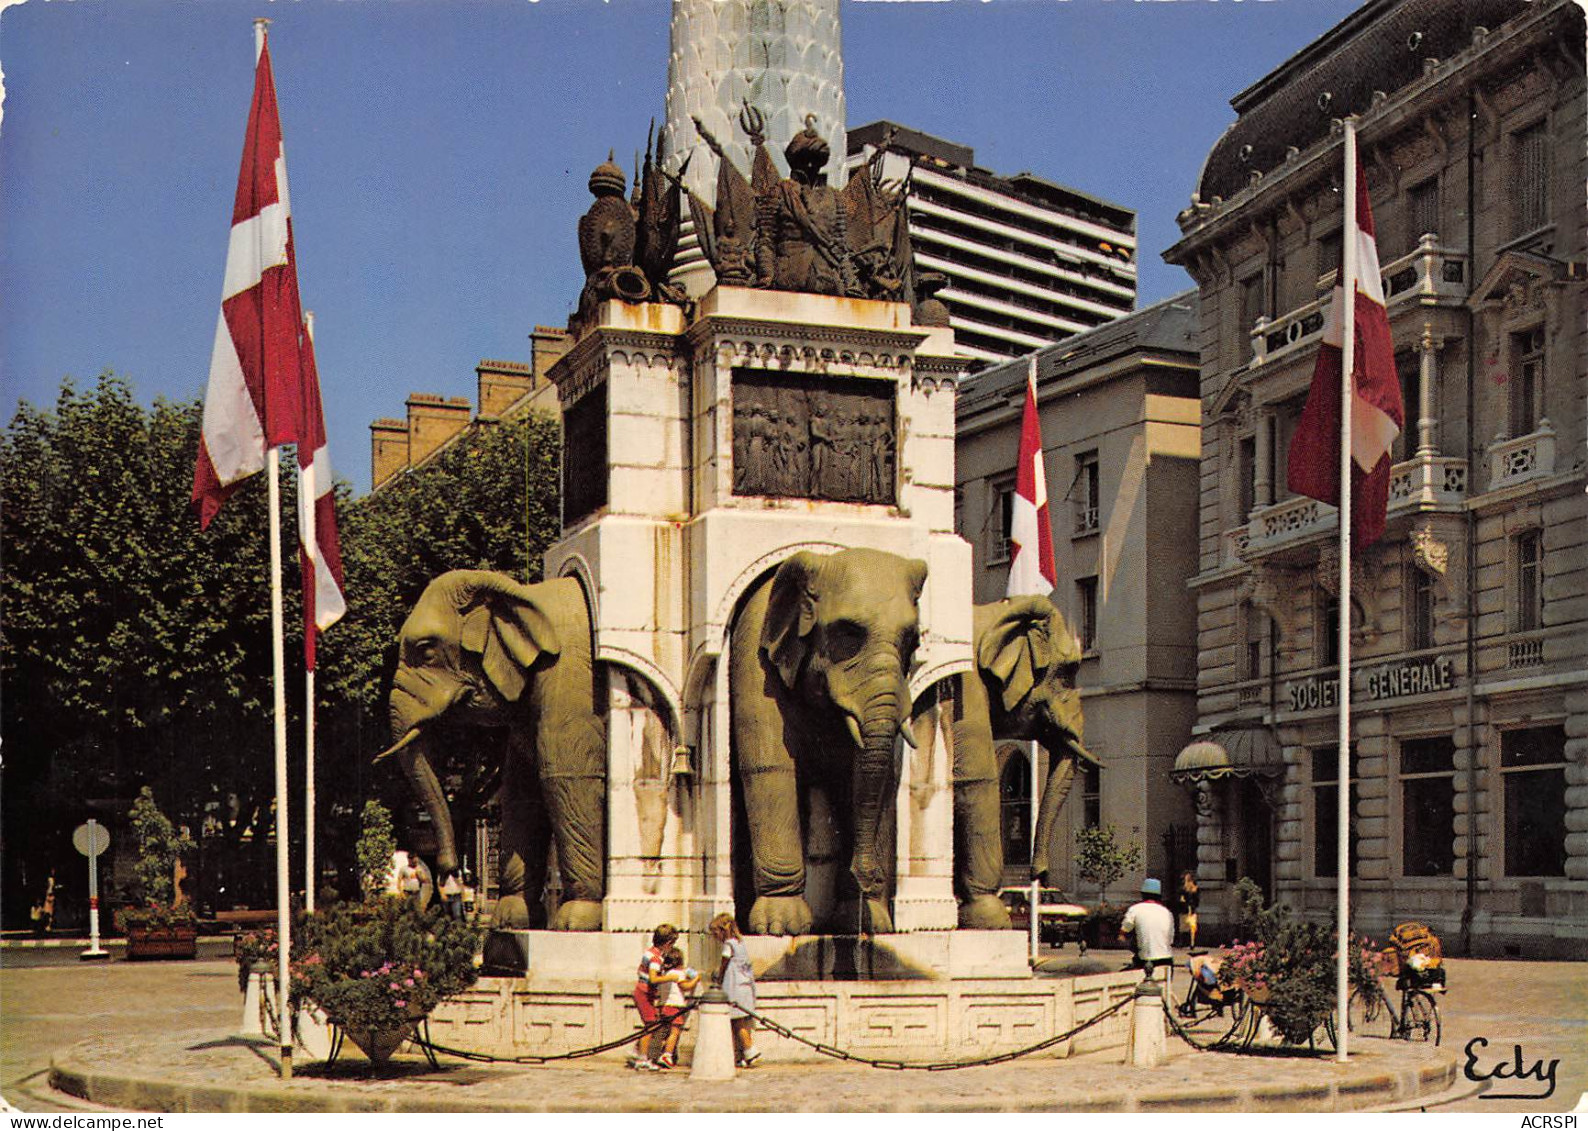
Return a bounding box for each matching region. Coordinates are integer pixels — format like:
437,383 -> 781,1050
952,595 -> 1098,929
378,570 -> 606,930
730,548 -> 927,936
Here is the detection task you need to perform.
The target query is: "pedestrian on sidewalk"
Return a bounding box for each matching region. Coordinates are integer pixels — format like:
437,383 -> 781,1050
710,912 -> 760,1067
37,871 -> 57,935
440,871 -> 464,921
1177,870 -> 1200,949
629,923 -> 678,1071
652,945 -> 700,1069
1119,878 -> 1175,980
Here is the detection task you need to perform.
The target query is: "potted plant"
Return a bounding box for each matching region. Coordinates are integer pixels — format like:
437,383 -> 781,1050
1073,823 -> 1142,949
284,801 -> 482,1065
117,787 -> 198,959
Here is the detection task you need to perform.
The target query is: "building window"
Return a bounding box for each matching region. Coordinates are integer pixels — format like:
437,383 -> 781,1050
1396,351 -> 1420,461
1074,451 -> 1100,535
1312,746 -> 1359,878
1405,177 -> 1439,251
1400,736 -> 1455,876
1240,272 -> 1265,334
1238,435 -> 1256,520
1406,563 -> 1435,651
1510,325 -> 1544,438
1501,726 -> 1567,877
1317,590 -> 1340,668
1242,606 -> 1264,682
1318,231 -> 1343,283
989,479 -> 1014,563
1080,761 -> 1101,829
1514,529 -> 1543,633
1076,576 -> 1098,653
1000,748 -> 1032,869
1511,120 -> 1549,236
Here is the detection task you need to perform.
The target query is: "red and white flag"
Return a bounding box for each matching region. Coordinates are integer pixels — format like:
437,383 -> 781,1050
298,319 -> 345,667
192,35 -> 304,529
1286,162 -> 1403,548
1007,358 -> 1057,598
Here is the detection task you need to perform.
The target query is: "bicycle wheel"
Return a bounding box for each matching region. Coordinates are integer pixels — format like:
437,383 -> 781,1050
1347,987 -> 1386,1036
1403,990 -> 1441,1045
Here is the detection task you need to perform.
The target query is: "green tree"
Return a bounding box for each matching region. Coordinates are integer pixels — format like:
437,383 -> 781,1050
355,800 -> 398,903
1,374 -> 293,922
1073,823 -> 1143,905
126,785 -> 195,907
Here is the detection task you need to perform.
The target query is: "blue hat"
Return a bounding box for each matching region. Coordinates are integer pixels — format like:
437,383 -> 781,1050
1141,878 -> 1163,897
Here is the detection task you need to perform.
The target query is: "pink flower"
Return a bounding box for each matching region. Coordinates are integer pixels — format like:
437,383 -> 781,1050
390,982 -> 401,991
404,978 -> 414,987
394,999 -> 406,1009
414,970 -> 425,980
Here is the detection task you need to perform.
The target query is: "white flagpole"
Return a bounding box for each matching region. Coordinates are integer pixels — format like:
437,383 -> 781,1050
1030,739 -> 1041,963
303,310 -> 317,916
1335,119 -> 1358,1064
257,16 -> 294,1084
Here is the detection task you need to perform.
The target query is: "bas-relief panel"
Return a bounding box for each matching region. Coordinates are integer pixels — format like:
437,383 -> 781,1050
731,368 -> 897,504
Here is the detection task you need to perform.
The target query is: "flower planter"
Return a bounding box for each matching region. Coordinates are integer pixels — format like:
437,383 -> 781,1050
125,924 -> 198,960
339,1021 -> 417,1066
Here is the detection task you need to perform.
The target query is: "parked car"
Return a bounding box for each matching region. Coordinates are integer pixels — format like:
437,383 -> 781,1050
998,886 -> 1089,951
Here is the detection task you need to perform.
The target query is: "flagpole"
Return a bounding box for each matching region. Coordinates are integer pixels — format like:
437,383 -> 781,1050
303,310 -> 318,916
254,16 -> 294,1083
1335,119 -> 1358,1064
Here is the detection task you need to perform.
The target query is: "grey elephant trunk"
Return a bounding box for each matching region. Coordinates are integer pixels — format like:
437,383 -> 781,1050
388,725 -> 458,876
849,686 -> 904,906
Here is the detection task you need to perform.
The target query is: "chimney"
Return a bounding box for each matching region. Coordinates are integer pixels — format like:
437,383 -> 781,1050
476,359 -> 534,419
370,417 -> 409,489
406,393 -> 473,467
531,325 -> 573,384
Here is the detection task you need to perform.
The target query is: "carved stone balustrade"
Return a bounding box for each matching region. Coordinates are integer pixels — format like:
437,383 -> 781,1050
1243,453 -> 1468,559
1247,237 -> 1468,368
1486,420 -> 1557,492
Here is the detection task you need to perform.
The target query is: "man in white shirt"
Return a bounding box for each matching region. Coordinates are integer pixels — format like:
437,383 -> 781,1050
1119,878 -> 1176,979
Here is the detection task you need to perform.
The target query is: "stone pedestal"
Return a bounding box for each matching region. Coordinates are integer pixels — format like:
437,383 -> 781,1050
541,289 -> 971,932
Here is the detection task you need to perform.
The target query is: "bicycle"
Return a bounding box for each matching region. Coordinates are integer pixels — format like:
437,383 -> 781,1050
1347,967 -> 1443,1045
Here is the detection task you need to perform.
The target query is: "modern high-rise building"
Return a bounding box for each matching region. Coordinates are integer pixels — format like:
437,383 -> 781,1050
847,122 -> 1138,364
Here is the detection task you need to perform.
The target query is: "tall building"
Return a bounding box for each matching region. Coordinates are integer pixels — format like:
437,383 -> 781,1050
848,122 -> 1137,364
1164,0 -> 1587,954
955,293 -> 1202,898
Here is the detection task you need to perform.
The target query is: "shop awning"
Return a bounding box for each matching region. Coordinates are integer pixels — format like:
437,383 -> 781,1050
1172,725 -> 1282,784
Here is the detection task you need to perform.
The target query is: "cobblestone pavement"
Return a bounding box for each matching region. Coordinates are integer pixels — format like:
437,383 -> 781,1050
4,948 -> 1579,1113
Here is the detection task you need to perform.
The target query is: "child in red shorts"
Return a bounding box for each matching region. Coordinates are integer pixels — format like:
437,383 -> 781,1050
629,923 -> 678,1071
652,945 -> 700,1070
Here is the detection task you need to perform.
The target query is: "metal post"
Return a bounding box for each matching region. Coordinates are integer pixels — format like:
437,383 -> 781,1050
81,820 -> 108,961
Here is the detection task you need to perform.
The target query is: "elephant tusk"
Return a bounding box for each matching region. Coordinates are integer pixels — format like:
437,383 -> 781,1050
373,727 -> 422,765
843,714 -> 864,749
898,718 -> 917,749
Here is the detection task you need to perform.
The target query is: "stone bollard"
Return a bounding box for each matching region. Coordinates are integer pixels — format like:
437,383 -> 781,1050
239,963 -> 269,1037
689,989 -> 737,1081
1126,977 -> 1167,1067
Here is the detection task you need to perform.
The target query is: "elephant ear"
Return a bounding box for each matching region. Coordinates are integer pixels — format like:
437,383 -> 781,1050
977,595 -> 1062,715
761,551 -> 823,691
458,581 -> 562,703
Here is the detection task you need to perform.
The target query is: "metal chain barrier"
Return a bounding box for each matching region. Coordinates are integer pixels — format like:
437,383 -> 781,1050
734,990 -> 1133,1071
1160,995 -> 1237,1052
410,1000 -> 701,1065
270,984 -> 1137,1071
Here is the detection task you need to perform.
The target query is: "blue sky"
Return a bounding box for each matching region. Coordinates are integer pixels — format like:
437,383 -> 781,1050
0,0 -> 1361,494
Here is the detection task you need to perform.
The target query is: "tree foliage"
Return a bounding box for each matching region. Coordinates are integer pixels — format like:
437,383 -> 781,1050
1,372 -> 561,925
1073,823 -> 1143,904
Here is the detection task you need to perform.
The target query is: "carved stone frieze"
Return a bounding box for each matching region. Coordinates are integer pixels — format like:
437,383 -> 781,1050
1316,542 -> 1381,644
1408,519 -> 1449,579
730,368 -> 896,503
1237,563 -> 1298,638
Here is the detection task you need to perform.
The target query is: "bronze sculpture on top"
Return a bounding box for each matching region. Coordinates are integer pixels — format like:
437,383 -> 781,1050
576,125 -> 691,324
689,104 -> 915,303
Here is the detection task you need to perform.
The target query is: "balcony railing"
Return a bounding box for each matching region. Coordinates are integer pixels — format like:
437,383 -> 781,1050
1486,420 -> 1557,492
1248,237 -> 1469,368
1507,636 -> 1546,670
1243,452 -> 1468,558
1225,524 -> 1250,567
1074,506 -> 1099,535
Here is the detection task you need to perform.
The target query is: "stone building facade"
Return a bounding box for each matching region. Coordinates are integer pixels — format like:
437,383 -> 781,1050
954,293 -> 1202,899
1163,0 -> 1587,954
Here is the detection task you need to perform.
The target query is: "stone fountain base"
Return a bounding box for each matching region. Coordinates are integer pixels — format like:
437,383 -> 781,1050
435,930 -> 1138,1063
